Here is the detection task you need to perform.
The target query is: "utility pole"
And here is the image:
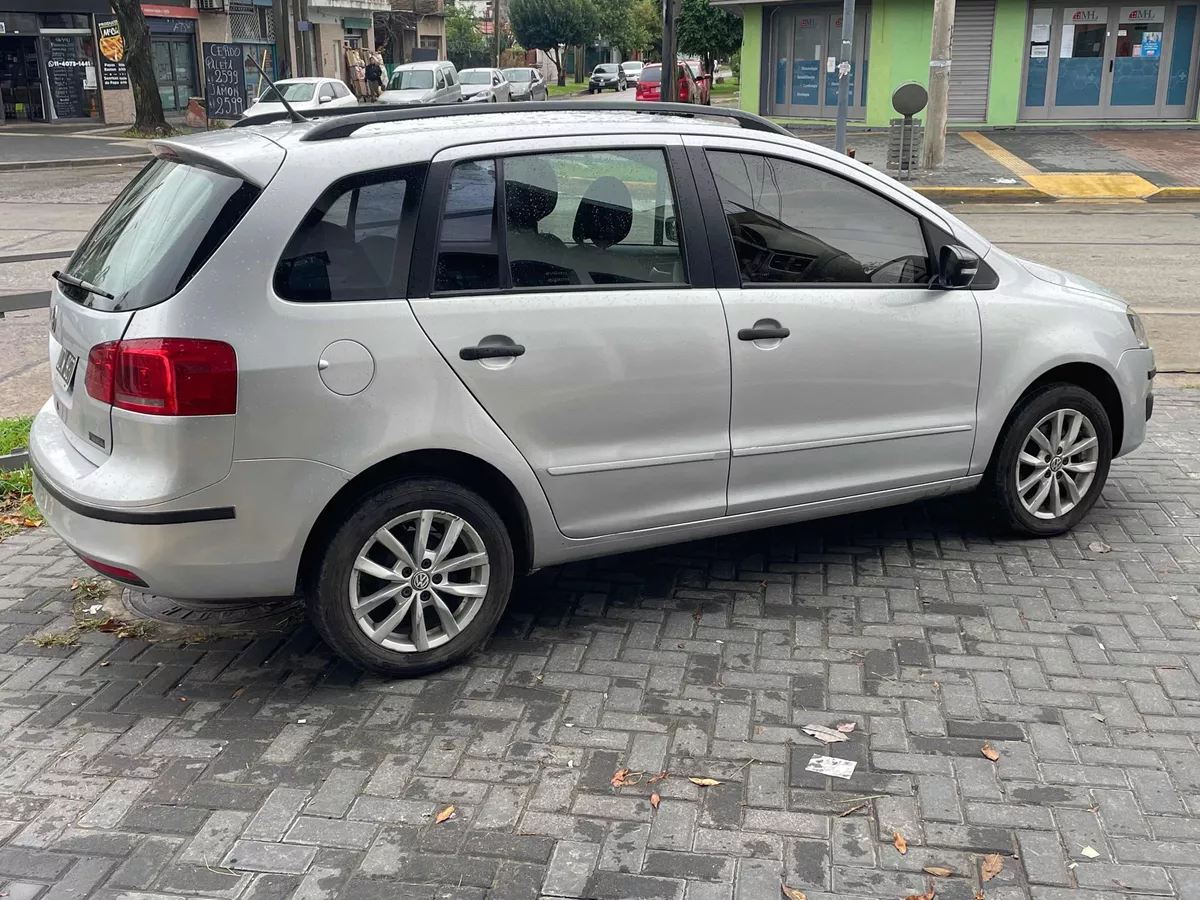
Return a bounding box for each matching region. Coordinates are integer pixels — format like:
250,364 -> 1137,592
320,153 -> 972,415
833,0 -> 855,154
920,0 -> 956,168
493,0 -> 502,67
661,0 -> 678,102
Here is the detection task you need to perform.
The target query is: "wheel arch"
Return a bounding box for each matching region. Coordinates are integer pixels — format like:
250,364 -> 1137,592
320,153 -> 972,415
296,448 -> 536,596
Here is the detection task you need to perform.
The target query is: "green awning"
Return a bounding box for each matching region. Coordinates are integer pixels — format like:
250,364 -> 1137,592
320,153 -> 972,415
343,16 -> 370,29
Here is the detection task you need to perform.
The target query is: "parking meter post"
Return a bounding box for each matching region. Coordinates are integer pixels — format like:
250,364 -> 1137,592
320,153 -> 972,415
834,0 -> 855,154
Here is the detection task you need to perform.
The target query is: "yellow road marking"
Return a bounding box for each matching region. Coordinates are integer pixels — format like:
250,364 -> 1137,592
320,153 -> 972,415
960,132 -> 1043,177
1025,173 -> 1159,199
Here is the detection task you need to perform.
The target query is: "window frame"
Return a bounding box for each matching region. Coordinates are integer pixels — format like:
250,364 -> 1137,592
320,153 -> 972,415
689,145 -> 943,290
272,163 -> 428,304
412,143 -> 713,299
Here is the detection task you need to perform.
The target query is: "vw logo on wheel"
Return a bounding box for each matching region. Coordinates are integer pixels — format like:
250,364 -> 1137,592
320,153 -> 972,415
411,571 -> 432,591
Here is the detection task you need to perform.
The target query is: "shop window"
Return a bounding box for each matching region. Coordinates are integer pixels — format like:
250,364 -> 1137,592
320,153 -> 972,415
419,35 -> 442,51
43,34 -> 100,119
38,13 -> 90,29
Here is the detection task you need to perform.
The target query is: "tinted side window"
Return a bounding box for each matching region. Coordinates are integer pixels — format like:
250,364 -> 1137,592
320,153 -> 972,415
707,151 -> 931,286
319,83 -> 335,100
436,70 -> 446,88
435,159 -> 499,292
275,167 -> 423,302
503,149 -> 685,290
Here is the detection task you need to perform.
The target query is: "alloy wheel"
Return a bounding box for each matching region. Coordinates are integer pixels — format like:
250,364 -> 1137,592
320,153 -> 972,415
348,509 -> 490,652
1015,408 -> 1099,520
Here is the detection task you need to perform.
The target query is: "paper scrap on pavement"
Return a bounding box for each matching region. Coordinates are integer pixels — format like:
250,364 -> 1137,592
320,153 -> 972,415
803,724 -> 849,744
806,755 -> 857,779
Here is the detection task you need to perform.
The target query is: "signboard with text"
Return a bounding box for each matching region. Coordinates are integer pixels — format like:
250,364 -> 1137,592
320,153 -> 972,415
203,41 -> 246,119
97,18 -> 129,90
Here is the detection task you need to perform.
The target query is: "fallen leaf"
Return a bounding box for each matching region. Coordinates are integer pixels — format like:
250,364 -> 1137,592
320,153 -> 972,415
893,831 -> 908,855
803,724 -> 849,744
648,771 -> 669,784
1080,846 -> 1100,859
923,866 -> 953,877
179,697 -> 187,702
1088,540 -> 1112,554
981,853 -> 1004,881
434,805 -> 455,824
610,768 -> 641,788
1090,712 -> 1106,722
902,892 -> 934,900
838,803 -> 867,817
836,722 -> 857,733
650,791 -> 660,809
780,885 -> 806,900
232,688 -> 244,698
689,777 -> 722,786
981,744 -> 1000,762
975,892 -> 985,900
99,661 -> 111,667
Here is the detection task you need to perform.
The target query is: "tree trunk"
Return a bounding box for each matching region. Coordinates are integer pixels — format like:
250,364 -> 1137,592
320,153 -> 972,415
110,0 -> 172,135
550,47 -> 565,86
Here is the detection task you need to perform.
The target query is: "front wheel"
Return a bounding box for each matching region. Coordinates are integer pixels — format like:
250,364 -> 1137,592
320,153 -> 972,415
308,478 -> 514,677
984,384 -> 1113,536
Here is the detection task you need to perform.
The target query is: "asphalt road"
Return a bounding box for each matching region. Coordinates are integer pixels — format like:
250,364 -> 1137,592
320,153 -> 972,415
1,167 -> 1196,417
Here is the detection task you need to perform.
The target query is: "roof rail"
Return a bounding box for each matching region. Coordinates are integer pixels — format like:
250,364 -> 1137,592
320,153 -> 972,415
249,101 -> 792,142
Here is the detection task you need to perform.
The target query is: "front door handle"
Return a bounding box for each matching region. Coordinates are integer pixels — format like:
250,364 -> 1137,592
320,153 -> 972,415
738,325 -> 791,341
460,343 -> 526,361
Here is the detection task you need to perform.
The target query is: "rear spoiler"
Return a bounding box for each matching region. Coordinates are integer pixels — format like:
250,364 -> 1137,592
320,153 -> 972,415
148,135 -> 285,188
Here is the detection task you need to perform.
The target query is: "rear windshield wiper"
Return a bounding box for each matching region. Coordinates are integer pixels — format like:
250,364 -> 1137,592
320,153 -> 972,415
53,270 -> 115,301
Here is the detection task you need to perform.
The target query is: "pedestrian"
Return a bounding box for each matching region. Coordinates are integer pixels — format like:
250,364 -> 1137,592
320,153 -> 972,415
366,56 -> 384,101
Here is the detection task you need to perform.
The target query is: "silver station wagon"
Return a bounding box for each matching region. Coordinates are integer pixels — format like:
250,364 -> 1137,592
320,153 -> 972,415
30,103 -> 1155,676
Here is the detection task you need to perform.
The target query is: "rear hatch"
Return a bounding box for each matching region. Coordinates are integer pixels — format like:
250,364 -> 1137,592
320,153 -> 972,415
50,139 -> 275,464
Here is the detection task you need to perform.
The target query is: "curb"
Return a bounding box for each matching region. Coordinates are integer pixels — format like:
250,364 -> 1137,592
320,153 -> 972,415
913,186 -> 1056,204
0,153 -> 149,172
1145,186 -> 1200,202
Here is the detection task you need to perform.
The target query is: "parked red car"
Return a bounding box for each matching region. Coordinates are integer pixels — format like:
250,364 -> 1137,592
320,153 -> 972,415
635,62 -> 710,105
683,60 -> 712,105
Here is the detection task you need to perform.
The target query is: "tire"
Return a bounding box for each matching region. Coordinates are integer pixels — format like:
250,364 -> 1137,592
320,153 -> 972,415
308,477 -> 514,677
984,383 -> 1113,536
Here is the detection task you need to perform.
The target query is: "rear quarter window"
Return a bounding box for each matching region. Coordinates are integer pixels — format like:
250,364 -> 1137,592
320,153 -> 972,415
61,158 -> 259,312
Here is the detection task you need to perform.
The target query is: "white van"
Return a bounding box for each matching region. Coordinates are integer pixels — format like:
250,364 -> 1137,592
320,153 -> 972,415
378,60 -> 461,105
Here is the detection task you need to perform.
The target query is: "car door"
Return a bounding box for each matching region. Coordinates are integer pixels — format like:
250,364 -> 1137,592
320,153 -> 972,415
407,136 -> 731,538
318,81 -> 336,106
685,137 -> 981,515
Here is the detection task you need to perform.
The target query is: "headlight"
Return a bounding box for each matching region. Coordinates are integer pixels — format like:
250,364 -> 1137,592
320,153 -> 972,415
1127,307 -> 1149,349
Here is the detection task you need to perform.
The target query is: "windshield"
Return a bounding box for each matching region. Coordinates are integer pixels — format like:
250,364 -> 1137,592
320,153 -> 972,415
259,82 -> 315,102
503,68 -> 532,82
640,67 -> 661,83
390,69 -> 433,90
460,70 -> 492,84
62,158 -> 259,312
594,64 -> 617,74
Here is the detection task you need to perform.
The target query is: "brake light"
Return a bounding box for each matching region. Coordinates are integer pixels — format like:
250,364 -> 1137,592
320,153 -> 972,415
79,555 -> 146,586
85,338 -> 237,416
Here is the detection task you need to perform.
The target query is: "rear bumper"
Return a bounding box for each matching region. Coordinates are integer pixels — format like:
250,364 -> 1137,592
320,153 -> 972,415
31,402 -> 349,599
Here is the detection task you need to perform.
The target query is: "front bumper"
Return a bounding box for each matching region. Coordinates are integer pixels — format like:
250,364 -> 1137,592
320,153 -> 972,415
1114,347 -> 1156,457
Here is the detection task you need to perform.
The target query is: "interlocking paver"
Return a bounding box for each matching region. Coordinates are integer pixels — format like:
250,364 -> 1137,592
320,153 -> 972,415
1,390 -> 1200,897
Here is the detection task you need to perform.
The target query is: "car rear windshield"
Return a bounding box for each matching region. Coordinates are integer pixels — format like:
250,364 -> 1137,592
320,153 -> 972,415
503,68 -> 531,82
460,70 -> 491,84
60,158 -> 260,312
260,82 -> 315,102
392,69 -> 433,89
640,67 -> 661,83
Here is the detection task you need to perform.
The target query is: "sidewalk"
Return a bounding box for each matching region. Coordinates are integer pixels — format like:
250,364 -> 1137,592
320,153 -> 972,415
792,127 -> 1200,201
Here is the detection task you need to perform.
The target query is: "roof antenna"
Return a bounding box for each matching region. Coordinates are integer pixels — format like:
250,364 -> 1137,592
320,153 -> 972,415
246,53 -> 309,124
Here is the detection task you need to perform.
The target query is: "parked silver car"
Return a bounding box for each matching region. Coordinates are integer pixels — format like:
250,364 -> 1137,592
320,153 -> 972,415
378,60 -> 460,105
31,103 -> 1155,676
502,66 -> 548,101
459,67 -> 510,103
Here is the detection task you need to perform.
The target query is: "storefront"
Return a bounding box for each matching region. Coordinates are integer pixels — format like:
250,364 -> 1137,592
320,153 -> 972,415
726,0 -> 1200,125
143,2 -> 199,113
229,0 -> 275,105
0,3 -> 107,123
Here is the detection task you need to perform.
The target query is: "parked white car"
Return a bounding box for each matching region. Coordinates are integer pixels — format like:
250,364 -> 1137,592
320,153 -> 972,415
459,68 -> 510,103
242,78 -> 357,118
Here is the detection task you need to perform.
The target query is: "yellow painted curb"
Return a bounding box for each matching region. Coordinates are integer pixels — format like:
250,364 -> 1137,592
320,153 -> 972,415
914,186 -> 1056,203
1024,172 -> 1158,200
1145,186 -> 1200,202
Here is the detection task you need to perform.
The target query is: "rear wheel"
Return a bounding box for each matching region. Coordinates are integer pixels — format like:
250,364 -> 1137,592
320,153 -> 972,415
308,478 -> 514,677
985,384 -> 1112,536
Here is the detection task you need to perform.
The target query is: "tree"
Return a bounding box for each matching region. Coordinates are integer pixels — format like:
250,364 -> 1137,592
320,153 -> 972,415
632,0 -> 661,59
594,0 -> 649,57
445,3 -> 491,70
108,0 -> 171,135
677,0 -> 741,74
509,0 -> 596,85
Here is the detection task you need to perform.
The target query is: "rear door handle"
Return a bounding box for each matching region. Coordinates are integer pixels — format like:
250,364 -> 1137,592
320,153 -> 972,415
459,344 -> 526,361
738,326 -> 791,341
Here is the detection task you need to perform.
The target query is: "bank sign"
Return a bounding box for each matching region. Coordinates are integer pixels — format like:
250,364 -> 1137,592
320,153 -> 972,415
1067,7 -> 1107,21
1122,6 -> 1165,20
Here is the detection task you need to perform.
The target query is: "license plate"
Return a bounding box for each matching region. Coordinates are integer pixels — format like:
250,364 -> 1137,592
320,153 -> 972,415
56,347 -> 78,389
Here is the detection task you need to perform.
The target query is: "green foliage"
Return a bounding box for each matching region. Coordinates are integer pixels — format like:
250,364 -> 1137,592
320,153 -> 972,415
594,0 -> 651,55
678,0 -> 742,72
731,48 -> 740,80
446,3 -> 492,70
509,0 -> 598,84
0,416 -> 32,456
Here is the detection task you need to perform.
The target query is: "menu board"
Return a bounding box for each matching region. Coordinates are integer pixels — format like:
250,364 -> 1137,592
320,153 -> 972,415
203,41 -> 246,119
97,19 -> 129,90
45,36 -> 86,119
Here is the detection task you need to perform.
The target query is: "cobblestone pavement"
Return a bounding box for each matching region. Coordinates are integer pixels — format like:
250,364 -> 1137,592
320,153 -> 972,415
1,392 -> 1199,900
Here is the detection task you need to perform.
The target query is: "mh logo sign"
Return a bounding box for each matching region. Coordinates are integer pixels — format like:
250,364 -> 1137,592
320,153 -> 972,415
1073,9 -> 1101,19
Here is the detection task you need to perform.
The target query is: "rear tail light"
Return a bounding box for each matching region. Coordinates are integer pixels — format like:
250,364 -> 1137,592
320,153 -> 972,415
79,556 -> 147,586
85,338 -> 237,416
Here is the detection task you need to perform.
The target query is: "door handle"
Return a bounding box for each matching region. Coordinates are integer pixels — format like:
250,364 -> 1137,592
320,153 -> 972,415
459,344 -> 526,361
738,326 -> 791,341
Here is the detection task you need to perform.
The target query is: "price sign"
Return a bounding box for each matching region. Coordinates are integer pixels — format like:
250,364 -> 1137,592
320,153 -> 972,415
203,41 -> 246,119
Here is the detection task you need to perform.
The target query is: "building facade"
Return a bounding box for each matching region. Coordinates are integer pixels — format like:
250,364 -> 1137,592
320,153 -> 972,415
724,0 -> 1200,125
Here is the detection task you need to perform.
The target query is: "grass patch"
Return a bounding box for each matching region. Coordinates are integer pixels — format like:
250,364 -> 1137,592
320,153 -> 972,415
0,416 -> 43,538
547,82 -> 587,97
0,415 -> 32,455
710,76 -> 739,97
120,125 -> 181,139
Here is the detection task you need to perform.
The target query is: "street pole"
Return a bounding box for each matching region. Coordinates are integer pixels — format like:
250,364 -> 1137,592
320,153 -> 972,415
493,0 -> 502,67
921,0 -> 956,168
833,0 -> 855,154
661,0 -> 678,102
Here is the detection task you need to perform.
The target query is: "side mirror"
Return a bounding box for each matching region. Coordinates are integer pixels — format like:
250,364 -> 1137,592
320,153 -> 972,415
664,216 -> 679,243
319,94 -> 332,104
936,244 -> 979,289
